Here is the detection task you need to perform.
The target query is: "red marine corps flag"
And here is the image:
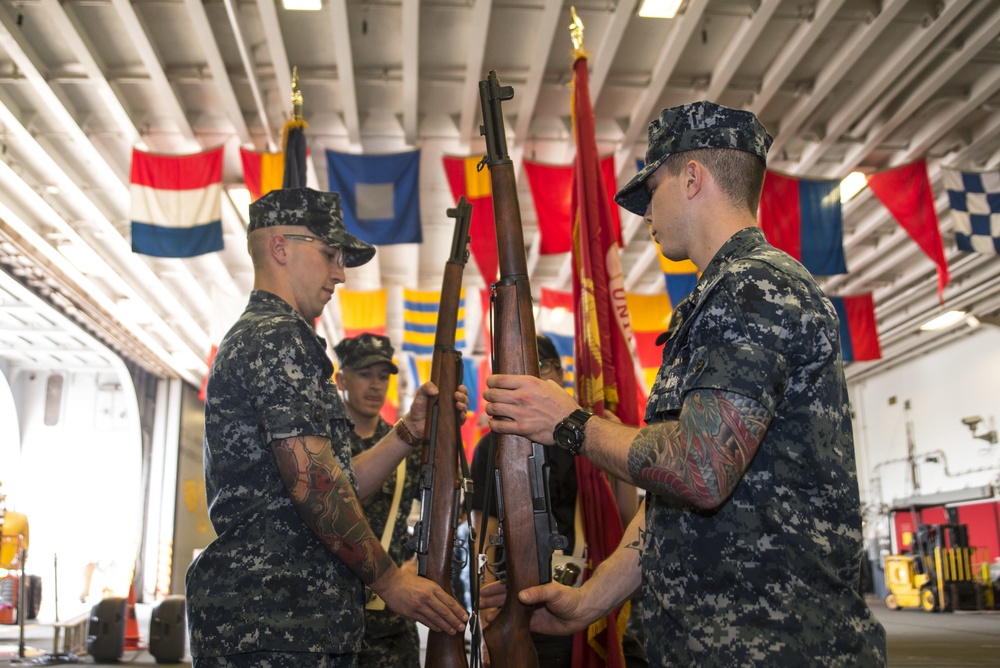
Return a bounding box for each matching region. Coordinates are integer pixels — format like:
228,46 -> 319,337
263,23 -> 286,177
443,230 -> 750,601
568,10 -> 638,668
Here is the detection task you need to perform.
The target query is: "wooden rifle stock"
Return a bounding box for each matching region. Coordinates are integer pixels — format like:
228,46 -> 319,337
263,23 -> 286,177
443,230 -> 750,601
415,198 -> 473,668
478,69 -> 565,668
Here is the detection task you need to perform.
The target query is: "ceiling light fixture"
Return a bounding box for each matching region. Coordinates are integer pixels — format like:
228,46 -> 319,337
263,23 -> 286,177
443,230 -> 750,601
282,0 -> 322,10
638,0 -> 683,19
840,172 -> 868,203
919,310 -> 967,331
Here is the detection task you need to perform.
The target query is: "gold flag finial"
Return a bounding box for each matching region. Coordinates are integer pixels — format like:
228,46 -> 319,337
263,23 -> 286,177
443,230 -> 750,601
290,66 -> 303,121
569,6 -> 586,58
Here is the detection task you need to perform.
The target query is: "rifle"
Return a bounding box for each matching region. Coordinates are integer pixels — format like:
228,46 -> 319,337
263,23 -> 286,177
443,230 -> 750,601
410,197 -> 473,668
478,69 -> 567,668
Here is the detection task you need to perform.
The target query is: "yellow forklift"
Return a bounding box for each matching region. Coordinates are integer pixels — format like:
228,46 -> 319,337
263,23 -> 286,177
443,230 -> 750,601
884,511 -> 995,612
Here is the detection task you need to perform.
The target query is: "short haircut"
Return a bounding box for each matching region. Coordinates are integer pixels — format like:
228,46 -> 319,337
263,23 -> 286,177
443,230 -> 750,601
663,148 -> 766,215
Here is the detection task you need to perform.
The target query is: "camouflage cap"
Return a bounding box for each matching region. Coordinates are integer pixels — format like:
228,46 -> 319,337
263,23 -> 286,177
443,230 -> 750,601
536,334 -> 560,364
248,188 -> 376,268
614,101 -> 773,216
334,332 -> 399,374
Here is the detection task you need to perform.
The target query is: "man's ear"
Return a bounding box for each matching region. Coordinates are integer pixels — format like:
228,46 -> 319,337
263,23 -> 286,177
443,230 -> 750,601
269,233 -> 289,264
685,160 -> 704,199
334,369 -> 346,390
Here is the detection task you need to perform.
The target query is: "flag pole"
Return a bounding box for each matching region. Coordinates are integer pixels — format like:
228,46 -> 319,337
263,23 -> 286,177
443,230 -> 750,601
282,66 -> 309,189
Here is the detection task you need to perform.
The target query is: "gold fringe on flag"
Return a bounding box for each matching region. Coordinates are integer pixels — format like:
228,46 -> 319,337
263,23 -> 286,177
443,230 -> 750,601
569,7 -> 589,61
282,66 -> 309,154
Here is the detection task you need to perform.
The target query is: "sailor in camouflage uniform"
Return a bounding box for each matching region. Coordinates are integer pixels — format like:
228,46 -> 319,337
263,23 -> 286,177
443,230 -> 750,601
333,333 -> 422,667
482,102 -> 887,666
186,188 -> 468,667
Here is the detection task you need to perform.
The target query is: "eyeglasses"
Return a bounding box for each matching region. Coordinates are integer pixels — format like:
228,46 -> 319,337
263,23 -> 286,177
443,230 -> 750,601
539,359 -> 561,374
283,234 -> 345,268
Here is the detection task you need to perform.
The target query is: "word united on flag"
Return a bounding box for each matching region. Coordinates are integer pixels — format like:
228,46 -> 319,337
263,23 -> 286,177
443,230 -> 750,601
130,147 -> 224,258
941,167 -> 1000,255
326,150 -> 422,245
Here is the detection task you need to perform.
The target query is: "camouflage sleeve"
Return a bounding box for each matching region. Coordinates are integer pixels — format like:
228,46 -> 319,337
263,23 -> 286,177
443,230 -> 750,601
271,434 -> 394,585
258,319 -> 390,582
627,270 -> 798,508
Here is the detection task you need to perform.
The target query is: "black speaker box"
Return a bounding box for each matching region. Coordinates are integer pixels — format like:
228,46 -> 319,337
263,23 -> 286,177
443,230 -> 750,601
149,596 -> 187,663
87,596 -> 126,663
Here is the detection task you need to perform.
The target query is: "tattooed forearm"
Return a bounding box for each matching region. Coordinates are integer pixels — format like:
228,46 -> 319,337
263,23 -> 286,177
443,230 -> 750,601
626,389 -> 770,509
271,436 -> 393,584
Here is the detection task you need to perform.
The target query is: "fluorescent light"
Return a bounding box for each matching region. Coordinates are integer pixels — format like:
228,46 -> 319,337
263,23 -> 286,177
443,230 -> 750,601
966,314 -> 981,329
840,172 -> 868,203
919,310 -> 967,331
283,0 -> 322,10
638,0 -> 683,19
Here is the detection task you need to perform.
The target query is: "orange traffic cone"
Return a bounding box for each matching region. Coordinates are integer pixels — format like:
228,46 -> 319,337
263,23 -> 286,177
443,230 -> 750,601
123,581 -> 144,650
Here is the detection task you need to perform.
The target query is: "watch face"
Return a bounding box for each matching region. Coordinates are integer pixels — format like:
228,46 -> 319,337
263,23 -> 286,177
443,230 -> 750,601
555,420 -> 582,449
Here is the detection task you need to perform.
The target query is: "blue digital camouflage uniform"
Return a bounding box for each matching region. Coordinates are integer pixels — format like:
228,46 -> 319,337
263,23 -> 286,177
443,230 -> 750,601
346,418 -> 422,668
186,290 -> 365,659
640,227 -> 886,665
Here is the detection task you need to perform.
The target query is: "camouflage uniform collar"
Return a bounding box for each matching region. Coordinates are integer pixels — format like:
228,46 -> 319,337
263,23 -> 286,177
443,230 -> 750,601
696,227 -> 766,291
249,289 -> 328,342
654,226 -> 766,347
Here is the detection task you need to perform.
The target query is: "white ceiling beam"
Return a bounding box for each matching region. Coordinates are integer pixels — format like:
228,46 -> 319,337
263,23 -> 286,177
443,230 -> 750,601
819,111 -> 1000,284
257,0 -> 292,138
588,0 -> 637,104
37,0 -> 141,148
831,3 -> 1000,178
794,0 -> 974,175
869,261 -> 1000,361
0,94 -> 214,357
873,253 -> 990,326
257,0 -> 322,177
0,8 -> 129,196
184,0 -> 254,146
704,0 -> 781,102
615,0 -> 710,183
458,0 -> 494,149
889,68 -> 1000,167
401,0 -> 419,145
512,1 -> 564,148
948,111 -> 1000,168
747,0 -> 846,116
108,0 -> 197,147
767,0 -> 908,160
329,0 -> 361,148
0,192 -> 205,385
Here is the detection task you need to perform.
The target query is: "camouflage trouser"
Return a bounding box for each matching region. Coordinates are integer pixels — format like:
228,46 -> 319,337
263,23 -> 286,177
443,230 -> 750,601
192,651 -> 357,667
356,625 -> 421,668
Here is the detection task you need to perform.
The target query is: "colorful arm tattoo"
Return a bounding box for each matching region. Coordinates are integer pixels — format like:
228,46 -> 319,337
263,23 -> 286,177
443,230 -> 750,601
271,435 -> 394,585
626,389 -> 770,509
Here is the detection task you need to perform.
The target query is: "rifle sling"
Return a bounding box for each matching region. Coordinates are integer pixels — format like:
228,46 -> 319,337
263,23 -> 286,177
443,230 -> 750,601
366,459 -> 407,611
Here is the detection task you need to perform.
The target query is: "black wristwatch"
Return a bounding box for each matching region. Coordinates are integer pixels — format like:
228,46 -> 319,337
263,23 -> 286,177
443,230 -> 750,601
552,409 -> 594,455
